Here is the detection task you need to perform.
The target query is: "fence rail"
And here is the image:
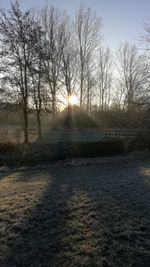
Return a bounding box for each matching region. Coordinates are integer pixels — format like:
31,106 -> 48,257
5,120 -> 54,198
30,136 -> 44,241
105,129 -> 150,140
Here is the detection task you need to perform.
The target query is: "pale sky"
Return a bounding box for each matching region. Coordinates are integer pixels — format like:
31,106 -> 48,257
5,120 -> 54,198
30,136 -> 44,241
0,0 -> 150,51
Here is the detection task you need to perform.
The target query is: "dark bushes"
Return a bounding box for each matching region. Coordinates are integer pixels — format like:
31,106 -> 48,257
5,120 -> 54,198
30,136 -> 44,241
0,139 -> 149,167
71,140 -> 124,158
0,143 -> 21,154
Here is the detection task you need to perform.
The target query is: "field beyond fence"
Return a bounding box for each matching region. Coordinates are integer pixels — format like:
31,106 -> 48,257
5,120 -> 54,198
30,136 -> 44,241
105,129 -> 150,140
0,126 -> 149,144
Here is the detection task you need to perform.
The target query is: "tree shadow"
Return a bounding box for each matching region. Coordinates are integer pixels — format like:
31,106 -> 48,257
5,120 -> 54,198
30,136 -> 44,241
1,158 -> 150,266
1,167 -> 74,266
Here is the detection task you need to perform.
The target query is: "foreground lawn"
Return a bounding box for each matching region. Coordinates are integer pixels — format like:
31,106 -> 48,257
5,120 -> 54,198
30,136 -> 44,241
0,156 -> 150,266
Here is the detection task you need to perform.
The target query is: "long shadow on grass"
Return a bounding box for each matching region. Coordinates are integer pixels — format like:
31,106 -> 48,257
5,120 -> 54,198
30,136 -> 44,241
2,159 -> 150,266
2,167 -> 75,267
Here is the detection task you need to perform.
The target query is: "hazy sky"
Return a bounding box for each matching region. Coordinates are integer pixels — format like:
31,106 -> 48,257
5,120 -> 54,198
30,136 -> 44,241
0,0 -> 150,51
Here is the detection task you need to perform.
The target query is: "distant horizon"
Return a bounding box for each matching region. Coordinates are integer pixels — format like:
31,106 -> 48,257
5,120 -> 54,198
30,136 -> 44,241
0,0 -> 150,52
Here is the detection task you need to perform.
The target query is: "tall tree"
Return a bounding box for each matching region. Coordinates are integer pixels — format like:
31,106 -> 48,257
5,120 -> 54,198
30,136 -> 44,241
60,14 -> 78,110
97,45 -> 113,110
85,54 -> 96,113
116,42 -> 147,110
75,6 -> 101,108
28,21 -> 45,140
0,1 -> 41,143
40,6 -> 65,119
140,23 -> 150,104
29,47 -> 43,139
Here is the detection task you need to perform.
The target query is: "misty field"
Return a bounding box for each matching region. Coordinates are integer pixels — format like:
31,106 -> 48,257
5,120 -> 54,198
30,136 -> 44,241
0,126 -> 106,144
0,155 -> 150,267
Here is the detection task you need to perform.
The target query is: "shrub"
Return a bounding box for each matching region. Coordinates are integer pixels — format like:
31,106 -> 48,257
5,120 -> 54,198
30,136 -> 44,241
71,140 -> 125,158
0,143 -> 20,154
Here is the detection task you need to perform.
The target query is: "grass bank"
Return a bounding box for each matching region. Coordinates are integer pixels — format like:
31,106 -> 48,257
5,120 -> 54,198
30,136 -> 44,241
0,138 -> 148,167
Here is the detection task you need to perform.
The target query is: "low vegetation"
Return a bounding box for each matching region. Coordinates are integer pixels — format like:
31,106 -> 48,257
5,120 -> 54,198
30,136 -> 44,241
0,138 -> 140,167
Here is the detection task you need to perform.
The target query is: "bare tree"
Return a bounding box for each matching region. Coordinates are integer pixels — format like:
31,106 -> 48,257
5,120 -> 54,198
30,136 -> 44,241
29,44 -> 43,139
142,23 -> 150,52
74,6 -> 101,108
116,42 -> 148,110
84,54 -> 97,113
97,45 -> 113,110
140,23 -> 150,102
111,82 -> 126,111
40,6 -> 65,119
60,15 -> 78,110
0,1 -> 41,143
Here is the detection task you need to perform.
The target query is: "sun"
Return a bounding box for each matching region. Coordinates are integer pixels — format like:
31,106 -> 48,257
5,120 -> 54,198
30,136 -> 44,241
68,94 -> 78,106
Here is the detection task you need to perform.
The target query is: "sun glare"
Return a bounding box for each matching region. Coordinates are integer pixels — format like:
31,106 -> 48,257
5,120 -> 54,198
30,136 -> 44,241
68,94 -> 78,106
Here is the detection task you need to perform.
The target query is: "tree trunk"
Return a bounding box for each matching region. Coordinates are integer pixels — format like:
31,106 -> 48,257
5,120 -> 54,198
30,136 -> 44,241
52,93 -> 56,120
67,102 -> 72,128
37,110 -> 42,139
80,71 -> 83,108
23,109 -> 28,144
87,85 -> 90,113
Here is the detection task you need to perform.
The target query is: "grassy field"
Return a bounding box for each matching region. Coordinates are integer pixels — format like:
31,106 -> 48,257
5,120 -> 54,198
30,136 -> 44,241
0,155 -> 150,266
0,127 -> 106,144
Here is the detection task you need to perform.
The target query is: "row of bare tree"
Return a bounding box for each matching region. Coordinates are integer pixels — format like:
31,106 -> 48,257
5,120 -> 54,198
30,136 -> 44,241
0,2 -> 150,143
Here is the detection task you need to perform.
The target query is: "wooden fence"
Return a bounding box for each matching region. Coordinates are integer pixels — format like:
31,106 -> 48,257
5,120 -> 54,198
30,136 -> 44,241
105,129 -> 150,140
